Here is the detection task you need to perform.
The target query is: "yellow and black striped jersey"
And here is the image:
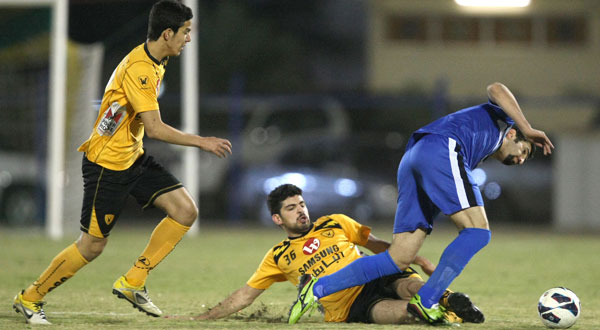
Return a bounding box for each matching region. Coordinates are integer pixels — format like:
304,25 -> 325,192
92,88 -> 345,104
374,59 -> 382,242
78,43 -> 166,170
247,214 -> 371,322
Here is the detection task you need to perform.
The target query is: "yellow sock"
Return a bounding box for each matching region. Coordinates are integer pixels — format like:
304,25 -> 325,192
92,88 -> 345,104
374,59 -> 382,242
23,243 -> 89,301
125,217 -> 189,287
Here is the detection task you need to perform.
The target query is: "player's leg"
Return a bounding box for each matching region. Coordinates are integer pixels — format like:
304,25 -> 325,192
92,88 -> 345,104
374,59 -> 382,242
113,188 -> 194,317
13,156 -> 123,325
13,237 -> 92,325
123,187 -> 196,288
370,299 -> 416,324
410,137 -> 490,320
114,156 -> 194,316
389,268 -> 425,300
416,207 -> 490,309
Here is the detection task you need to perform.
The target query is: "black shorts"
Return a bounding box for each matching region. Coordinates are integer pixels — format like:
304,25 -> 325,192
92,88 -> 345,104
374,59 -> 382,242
346,267 -> 422,323
80,153 -> 182,238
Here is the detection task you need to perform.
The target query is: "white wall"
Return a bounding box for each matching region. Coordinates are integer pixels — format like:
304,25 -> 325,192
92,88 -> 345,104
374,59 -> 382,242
554,134 -> 600,231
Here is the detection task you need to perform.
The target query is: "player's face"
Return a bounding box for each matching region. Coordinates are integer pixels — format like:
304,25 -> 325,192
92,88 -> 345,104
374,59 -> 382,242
499,134 -> 532,166
275,195 -> 311,237
167,20 -> 192,56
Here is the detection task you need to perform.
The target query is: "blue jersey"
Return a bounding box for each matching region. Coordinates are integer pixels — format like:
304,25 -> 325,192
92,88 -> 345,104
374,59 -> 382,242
414,101 -> 514,169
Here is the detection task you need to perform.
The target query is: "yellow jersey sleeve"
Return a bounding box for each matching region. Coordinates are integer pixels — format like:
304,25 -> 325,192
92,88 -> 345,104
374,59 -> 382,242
122,61 -> 160,113
327,214 -> 371,247
246,248 -> 288,290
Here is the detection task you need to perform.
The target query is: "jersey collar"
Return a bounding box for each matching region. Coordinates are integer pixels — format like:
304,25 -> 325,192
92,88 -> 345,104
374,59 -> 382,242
144,42 -> 162,65
287,223 -> 314,240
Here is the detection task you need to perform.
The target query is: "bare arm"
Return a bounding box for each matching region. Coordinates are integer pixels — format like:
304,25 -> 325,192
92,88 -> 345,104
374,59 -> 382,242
140,110 -> 232,158
193,285 -> 264,320
486,82 -> 554,155
363,233 -> 391,254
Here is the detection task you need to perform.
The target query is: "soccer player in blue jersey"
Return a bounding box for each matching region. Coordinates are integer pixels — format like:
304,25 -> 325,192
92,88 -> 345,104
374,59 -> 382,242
289,82 -> 554,325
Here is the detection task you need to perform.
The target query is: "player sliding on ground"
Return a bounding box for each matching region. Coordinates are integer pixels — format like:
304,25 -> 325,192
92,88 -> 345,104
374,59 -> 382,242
179,184 -> 483,325
12,0 -> 231,325
289,82 -> 554,325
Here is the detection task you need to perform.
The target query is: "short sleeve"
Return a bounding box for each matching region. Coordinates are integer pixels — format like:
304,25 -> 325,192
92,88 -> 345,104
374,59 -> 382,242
246,249 -> 287,290
330,214 -> 371,246
123,62 -> 160,113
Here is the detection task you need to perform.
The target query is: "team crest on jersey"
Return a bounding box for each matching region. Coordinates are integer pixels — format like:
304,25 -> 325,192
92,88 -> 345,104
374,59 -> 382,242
302,238 -> 320,255
138,75 -> 150,89
97,102 -> 127,136
321,229 -> 334,238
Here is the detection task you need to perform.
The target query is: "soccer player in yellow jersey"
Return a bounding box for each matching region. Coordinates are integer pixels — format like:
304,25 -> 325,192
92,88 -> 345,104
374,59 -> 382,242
13,0 -> 232,325
189,184 -> 481,324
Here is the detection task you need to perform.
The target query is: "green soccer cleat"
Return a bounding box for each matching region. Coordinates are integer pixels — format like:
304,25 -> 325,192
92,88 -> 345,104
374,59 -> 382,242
287,274 -> 318,324
407,294 -> 448,325
112,276 -> 162,317
13,290 -> 51,325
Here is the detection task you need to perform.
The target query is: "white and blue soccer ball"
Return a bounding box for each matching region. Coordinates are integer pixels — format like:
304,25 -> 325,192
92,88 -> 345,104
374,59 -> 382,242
538,287 -> 581,329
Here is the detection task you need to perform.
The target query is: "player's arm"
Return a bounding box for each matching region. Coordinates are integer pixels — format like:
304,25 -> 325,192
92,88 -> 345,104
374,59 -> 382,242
139,110 -> 232,158
363,233 -> 390,254
486,82 -> 554,155
193,285 -> 264,320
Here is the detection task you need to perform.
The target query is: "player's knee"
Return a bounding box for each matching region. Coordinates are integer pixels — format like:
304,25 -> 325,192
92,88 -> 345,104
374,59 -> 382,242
174,202 -> 198,226
77,236 -> 107,261
464,228 -> 491,249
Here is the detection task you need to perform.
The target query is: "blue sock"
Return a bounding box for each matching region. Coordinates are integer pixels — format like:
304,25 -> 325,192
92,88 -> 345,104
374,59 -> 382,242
313,250 -> 401,299
418,228 -> 491,308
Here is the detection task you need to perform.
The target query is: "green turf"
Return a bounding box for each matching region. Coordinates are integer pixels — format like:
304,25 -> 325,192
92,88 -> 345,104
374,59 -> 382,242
1,224 -> 597,329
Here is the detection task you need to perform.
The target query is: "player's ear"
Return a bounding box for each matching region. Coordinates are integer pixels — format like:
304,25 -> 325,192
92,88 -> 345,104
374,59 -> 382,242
272,214 -> 282,226
162,28 -> 173,41
506,128 -> 517,140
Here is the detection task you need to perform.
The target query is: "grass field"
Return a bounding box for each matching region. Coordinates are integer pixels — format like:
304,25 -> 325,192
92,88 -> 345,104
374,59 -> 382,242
1,224 -> 598,329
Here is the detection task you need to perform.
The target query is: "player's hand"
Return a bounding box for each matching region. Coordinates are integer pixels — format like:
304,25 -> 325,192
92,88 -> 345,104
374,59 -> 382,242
522,127 -> 554,156
413,255 -> 436,276
199,137 -> 232,158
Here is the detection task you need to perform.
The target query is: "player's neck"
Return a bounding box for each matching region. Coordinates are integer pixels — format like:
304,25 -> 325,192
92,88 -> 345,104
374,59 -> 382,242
145,39 -> 168,63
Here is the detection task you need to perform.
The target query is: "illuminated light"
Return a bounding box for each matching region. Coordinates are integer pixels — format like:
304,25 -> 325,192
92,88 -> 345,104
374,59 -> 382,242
484,182 -> 502,200
471,168 -> 487,186
335,178 -> 358,197
263,177 -> 282,194
281,173 -> 307,189
455,0 -> 530,7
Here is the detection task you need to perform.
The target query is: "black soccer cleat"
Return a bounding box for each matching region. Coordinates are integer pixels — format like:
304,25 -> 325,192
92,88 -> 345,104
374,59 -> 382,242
446,292 -> 485,323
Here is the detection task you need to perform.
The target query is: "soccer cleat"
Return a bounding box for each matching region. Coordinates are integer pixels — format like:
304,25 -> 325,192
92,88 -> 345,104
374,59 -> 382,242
444,292 -> 485,323
287,274 -> 318,324
443,310 -> 463,324
112,276 -> 162,317
407,294 -> 447,324
13,290 -> 51,325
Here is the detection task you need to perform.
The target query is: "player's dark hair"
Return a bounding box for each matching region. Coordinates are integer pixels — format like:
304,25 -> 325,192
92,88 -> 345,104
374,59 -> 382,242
514,127 -> 536,160
267,184 -> 303,215
147,0 -> 193,41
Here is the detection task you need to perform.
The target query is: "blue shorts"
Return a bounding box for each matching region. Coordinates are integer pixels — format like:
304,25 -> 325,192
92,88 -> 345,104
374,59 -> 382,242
393,134 -> 483,234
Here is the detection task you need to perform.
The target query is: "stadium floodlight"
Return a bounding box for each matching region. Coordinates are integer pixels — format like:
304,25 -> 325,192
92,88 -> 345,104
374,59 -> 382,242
455,0 -> 531,7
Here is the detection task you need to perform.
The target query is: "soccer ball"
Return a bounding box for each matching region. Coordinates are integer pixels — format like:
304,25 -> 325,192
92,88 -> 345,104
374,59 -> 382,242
538,287 -> 581,329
